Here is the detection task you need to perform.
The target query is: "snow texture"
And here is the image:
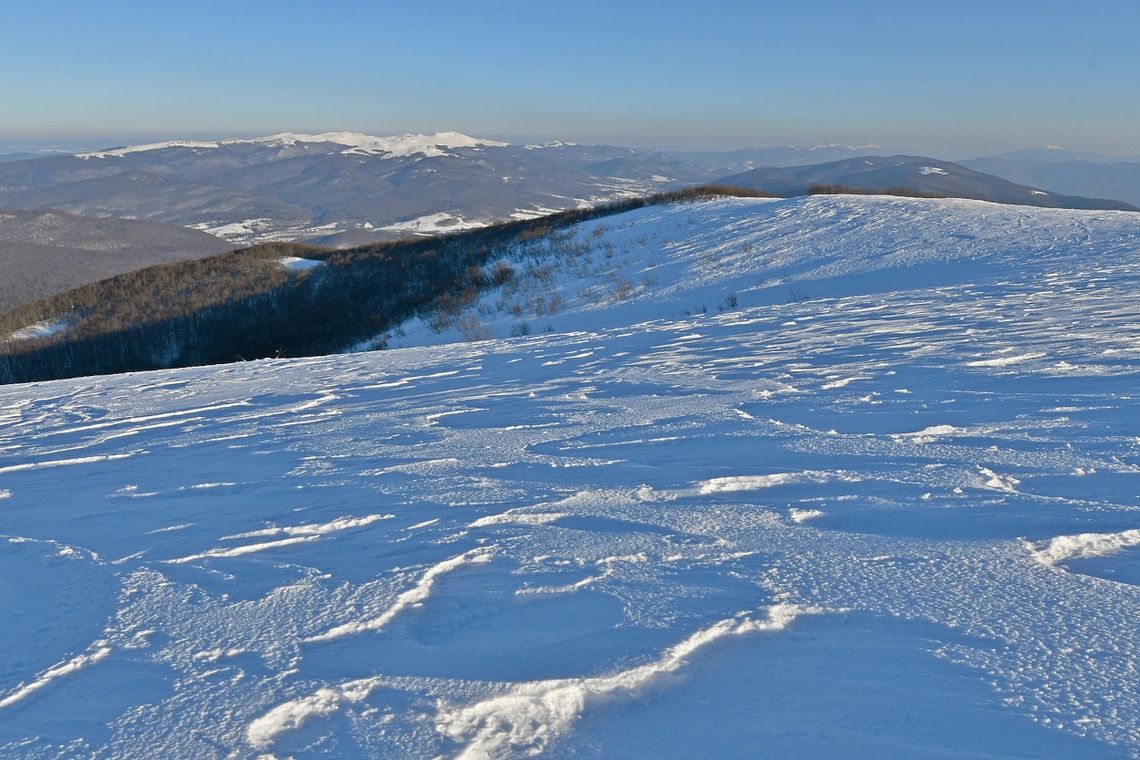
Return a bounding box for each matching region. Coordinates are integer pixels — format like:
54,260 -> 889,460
2,195 -> 1139,758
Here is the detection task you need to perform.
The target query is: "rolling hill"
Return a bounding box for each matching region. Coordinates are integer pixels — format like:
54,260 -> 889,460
721,155 -> 1138,210
963,151 -> 1140,208
0,209 -> 230,312
0,188 -> 765,383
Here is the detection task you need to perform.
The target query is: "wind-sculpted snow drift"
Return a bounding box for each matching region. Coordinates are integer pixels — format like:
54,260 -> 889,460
1,196 -> 1140,757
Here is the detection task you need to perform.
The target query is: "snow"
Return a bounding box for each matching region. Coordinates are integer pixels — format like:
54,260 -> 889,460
966,351 -> 1047,367
892,424 -> 962,444
379,211 -> 489,235
305,550 -> 493,643
2,195 -> 1140,757
76,140 -> 221,158
8,318 -> 69,341
1033,529 -> 1140,566
919,166 -> 949,175
280,256 -> 324,272
433,604 -> 825,759
698,471 -> 842,493
252,131 -> 508,158
0,644 -> 113,709
187,218 -> 344,246
788,508 -> 825,523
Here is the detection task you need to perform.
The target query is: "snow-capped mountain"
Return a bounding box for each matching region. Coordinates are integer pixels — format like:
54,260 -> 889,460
2,195 -> 1139,757
0,132 -> 713,247
75,131 -> 511,160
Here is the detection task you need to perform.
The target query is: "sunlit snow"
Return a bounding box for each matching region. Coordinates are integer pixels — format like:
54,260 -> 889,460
2,196 -> 1139,758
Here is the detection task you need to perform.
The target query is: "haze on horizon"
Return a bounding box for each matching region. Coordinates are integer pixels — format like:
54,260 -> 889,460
3,0 -> 1139,157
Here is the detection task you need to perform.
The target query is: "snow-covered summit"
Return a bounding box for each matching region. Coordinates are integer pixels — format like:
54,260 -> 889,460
75,139 -> 223,158
251,130 -> 509,157
76,131 -> 509,159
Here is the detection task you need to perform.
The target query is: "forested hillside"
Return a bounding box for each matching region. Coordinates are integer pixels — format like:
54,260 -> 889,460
0,187 -> 766,383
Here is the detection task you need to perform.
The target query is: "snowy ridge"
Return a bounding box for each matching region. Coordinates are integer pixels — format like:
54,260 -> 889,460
75,139 -> 221,158
2,196 -> 1140,757
305,549 -> 493,643
247,677 -> 384,749
0,643 -> 113,709
77,131 -> 509,159
434,604 -> 825,759
1033,529 -> 1140,566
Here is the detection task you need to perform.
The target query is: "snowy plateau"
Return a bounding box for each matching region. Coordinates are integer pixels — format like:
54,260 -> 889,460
2,195 -> 1140,758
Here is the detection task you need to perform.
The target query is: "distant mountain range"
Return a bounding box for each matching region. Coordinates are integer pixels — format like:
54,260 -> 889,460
0,132 -> 717,248
720,156 -> 1138,211
961,149 -> 1140,208
1,134 -> 1137,316
0,209 -> 229,313
671,145 -> 890,175
1,135 -> 1133,253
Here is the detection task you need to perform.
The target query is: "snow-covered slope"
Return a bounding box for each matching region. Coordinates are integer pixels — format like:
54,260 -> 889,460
2,196 -> 1140,758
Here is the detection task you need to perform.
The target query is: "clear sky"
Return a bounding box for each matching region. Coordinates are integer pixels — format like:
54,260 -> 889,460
3,0 -> 1139,155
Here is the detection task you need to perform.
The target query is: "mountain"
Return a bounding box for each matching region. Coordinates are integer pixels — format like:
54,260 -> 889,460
0,153 -> 55,164
962,152 -> 1140,208
1,194 -> 1139,758
720,155 -> 1138,211
0,209 -> 230,313
965,147 -> 1140,164
675,144 -> 891,174
0,132 -> 716,247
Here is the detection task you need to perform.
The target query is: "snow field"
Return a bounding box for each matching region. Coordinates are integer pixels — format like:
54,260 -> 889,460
0,196 -> 1139,757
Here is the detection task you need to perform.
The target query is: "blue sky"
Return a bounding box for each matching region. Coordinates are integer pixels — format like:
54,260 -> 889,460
3,0 -> 1139,155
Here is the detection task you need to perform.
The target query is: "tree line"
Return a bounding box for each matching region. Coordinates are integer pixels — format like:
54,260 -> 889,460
0,185 -> 770,384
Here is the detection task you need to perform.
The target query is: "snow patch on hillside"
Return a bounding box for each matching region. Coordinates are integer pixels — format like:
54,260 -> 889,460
379,212 -> 489,235
280,256 -> 324,272
8,318 -> 69,341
